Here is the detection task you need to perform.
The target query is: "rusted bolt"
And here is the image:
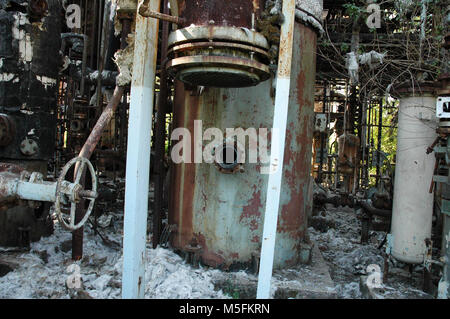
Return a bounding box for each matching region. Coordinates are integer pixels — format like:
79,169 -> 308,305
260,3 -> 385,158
20,138 -> 39,156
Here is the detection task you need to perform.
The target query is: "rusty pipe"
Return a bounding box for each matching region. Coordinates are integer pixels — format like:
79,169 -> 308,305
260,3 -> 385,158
78,86 -> 125,160
77,20 -> 131,160
72,17 -> 131,261
153,0 -> 170,249
139,4 -> 185,25
72,85 -> 125,261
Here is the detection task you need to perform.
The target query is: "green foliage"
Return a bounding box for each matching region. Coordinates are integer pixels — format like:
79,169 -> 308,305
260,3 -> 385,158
343,3 -> 364,20
222,280 -> 241,299
367,101 -> 398,186
340,43 -> 350,53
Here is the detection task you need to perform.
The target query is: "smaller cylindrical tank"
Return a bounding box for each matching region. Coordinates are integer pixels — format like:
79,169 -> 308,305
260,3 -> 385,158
337,133 -> 360,175
337,133 -> 360,193
391,84 -> 437,264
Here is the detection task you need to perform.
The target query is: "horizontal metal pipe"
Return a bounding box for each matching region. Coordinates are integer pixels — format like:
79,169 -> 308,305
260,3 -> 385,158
360,200 -> 392,218
139,5 -> 184,24
16,181 -> 57,202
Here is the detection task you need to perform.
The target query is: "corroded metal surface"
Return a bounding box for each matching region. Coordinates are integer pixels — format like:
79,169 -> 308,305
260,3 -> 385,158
0,164 -> 26,205
0,114 -> 15,147
167,26 -> 271,88
0,0 -> 61,161
176,0 -> 265,28
0,0 -> 60,248
167,55 -> 271,88
337,133 -> 360,193
337,133 -> 360,175
169,22 -> 317,270
167,26 -> 269,49
55,157 -> 98,231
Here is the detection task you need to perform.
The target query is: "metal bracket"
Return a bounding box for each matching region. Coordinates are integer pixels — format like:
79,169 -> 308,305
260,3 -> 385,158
437,97 -> 450,118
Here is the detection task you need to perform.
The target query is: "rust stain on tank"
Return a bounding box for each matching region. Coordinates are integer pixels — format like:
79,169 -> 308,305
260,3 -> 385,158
278,121 -> 309,236
169,20 -> 319,269
277,23 -> 317,240
196,233 -> 225,267
251,235 -> 260,243
229,252 -> 239,259
177,0 -> 265,28
240,188 -> 262,222
169,80 -> 199,250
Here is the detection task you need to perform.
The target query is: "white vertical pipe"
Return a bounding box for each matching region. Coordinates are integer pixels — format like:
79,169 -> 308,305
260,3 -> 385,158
122,0 -> 160,299
257,0 -> 296,299
391,94 -> 437,264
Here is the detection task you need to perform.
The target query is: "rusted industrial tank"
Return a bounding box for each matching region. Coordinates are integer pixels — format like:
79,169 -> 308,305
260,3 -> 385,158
176,0 -> 263,29
337,134 -> 360,174
337,133 -> 360,192
169,0 -> 322,269
0,0 -> 62,246
166,0 -> 271,88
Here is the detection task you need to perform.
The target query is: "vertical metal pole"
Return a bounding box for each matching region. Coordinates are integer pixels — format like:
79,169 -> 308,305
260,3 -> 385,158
361,98 -> 367,187
376,98 -> 383,187
122,0 -> 160,299
438,138 -> 450,299
72,0 -> 114,261
153,0 -> 170,249
257,0 -> 295,299
318,82 -> 327,183
438,209 -> 450,299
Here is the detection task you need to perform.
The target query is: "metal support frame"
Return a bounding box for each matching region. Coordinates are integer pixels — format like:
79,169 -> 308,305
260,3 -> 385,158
438,214 -> 450,298
376,98 -> 383,187
318,81 -> 328,183
434,137 -> 450,299
122,0 -> 160,299
152,0 -> 171,249
257,0 -> 296,299
139,5 -> 184,25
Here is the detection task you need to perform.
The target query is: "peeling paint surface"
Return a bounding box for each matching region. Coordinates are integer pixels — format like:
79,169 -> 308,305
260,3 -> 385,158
176,0 -> 265,28
0,73 -> 15,81
12,13 -> 33,62
36,75 -> 57,90
295,0 -> 323,21
294,0 -> 324,33
0,0 -> 61,163
169,22 -> 318,270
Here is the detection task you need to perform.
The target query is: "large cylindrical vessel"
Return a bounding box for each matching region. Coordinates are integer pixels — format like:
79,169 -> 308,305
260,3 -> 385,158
391,87 -> 437,264
169,19 -> 318,270
0,0 -> 62,247
176,0 -> 264,28
0,0 -> 61,164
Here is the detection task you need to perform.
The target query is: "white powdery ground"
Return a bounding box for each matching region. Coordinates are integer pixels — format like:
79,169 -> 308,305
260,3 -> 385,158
0,205 -> 433,299
0,221 -> 228,299
309,206 -> 432,299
